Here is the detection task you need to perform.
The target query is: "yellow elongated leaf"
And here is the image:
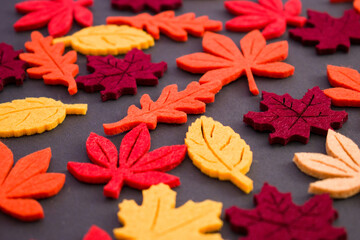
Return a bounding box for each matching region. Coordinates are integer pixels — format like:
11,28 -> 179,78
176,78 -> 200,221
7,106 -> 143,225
293,129 -> 360,198
0,97 -> 87,138
185,116 -> 253,193
114,183 -> 223,240
53,25 -> 154,56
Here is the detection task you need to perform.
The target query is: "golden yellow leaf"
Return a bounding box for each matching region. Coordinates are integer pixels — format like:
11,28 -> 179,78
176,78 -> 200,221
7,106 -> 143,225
185,116 -> 253,193
114,184 -> 223,240
0,97 -> 87,138
294,129 -> 360,198
53,25 -> 154,56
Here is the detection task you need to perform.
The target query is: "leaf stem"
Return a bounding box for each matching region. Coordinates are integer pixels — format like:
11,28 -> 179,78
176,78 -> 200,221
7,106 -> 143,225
64,104 -> 88,115
245,68 -> 259,95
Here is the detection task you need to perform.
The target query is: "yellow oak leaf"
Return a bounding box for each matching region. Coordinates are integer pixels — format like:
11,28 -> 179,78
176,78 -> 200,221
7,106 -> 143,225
294,129 -> 360,198
114,183 -> 223,240
53,25 -> 154,56
185,116 -> 253,193
0,97 -> 87,138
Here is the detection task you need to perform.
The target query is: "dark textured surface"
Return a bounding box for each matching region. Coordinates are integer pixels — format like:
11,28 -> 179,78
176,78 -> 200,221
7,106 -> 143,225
0,0 -> 359,239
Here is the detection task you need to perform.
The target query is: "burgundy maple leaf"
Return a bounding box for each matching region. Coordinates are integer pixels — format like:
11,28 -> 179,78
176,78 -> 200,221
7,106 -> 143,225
243,87 -> 348,145
226,183 -> 347,240
14,0 -> 93,37
289,9 -> 360,54
0,43 -> 27,91
67,123 -> 186,199
111,0 -> 182,13
76,49 -> 167,101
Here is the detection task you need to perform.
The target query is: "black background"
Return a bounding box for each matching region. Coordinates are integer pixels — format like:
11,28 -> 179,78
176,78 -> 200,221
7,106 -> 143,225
0,0 -> 359,239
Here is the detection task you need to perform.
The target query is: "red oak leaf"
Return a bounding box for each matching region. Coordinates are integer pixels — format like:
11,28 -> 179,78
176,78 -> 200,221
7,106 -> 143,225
111,0 -> 182,13
289,9 -> 360,54
0,142 -> 65,221
76,49 -> 167,101
176,30 -> 294,96
0,43 -> 27,91
14,0 -> 93,37
67,123 -> 187,199
224,0 -> 306,39
243,87 -> 348,145
226,183 -> 347,240
83,225 -> 112,240
106,11 -> 222,42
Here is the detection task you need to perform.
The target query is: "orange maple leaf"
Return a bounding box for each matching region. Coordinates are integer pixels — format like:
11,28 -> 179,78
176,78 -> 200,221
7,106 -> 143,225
176,30 -> 294,95
20,31 -> 79,95
0,142 -> 65,221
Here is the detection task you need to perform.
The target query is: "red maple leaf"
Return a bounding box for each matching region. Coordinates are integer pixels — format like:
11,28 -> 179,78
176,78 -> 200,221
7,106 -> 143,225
111,0 -> 182,13
14,0 -> 93,37
243,87 -> 348,145
224,0 -> 306,39
67,123 -> 187,199
83,225 -> 112,240
226,183 -> 347,240
0,142 -> 65,221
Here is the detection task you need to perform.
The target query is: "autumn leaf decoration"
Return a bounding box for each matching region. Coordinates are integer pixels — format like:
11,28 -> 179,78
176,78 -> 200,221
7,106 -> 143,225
324,65 -> 360,107
330,0 -> 360,13
176,30 -> 294,96
114,184 -> 223,240
20,31 -> 79,95
83,225 -> 112,240
111,0 -> 182,13
185,116 -> 253,193
226,183 -> 347,239
294,129 -> 360,199
14,0 -> 93,37
103,80 -> 222,135
106,11 -> 222,41
68,124 -> 187,199
0,142 -> 65,221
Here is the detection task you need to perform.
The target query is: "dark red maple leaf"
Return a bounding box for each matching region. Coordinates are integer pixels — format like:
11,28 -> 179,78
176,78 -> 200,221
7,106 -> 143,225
226,183 -> 347,240
76,49 -> 167,101
289,9 -> 360,54
0,43 -> 27,91
67,123 -> 186,199
224,0 -> 306,39
14,0 -> 93,37
111,0 -> 182,13
243,87 -> 348,145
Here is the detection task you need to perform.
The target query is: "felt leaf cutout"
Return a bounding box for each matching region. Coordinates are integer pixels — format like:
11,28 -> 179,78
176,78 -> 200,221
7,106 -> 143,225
0,143 -> 65,221
0,97 -> 87,138
53,25 -> 154,56
111,0 -> 182,13
114,183 -> 223,240
0,43 -> 27,91
103,80 -> 222,135
19,31 -> 78,95
224,0 -> 306,39
324,65 -> 360,107
225,183 -> 347,240
76,49 -> 167,101
14,0 -> 93,37
106,11 -> 223,42
243,87 -> 348,145
176,30 -> 294,96
330,0 -> 360,13
185,116 -> 253,193
289,9 -> 360,55
83,225 -> 112,240
294,129 -> 360,199
67,124 -> 186,199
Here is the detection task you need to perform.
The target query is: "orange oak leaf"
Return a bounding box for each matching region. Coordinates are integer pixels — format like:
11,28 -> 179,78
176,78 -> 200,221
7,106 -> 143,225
324,65 -> 360,107
176,30 -> 294,95
330,0 -> 360,13
0,142 -> 65,221
103,80 -> 222,135
106,11 -> 222,42
19,31 -> 79,95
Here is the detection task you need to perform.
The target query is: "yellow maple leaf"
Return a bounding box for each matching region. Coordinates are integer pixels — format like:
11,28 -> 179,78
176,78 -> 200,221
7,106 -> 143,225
185,116 -> 253,193
294,129 -> 360,198
114,184 -> 223,240
53,25 -> 154,56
